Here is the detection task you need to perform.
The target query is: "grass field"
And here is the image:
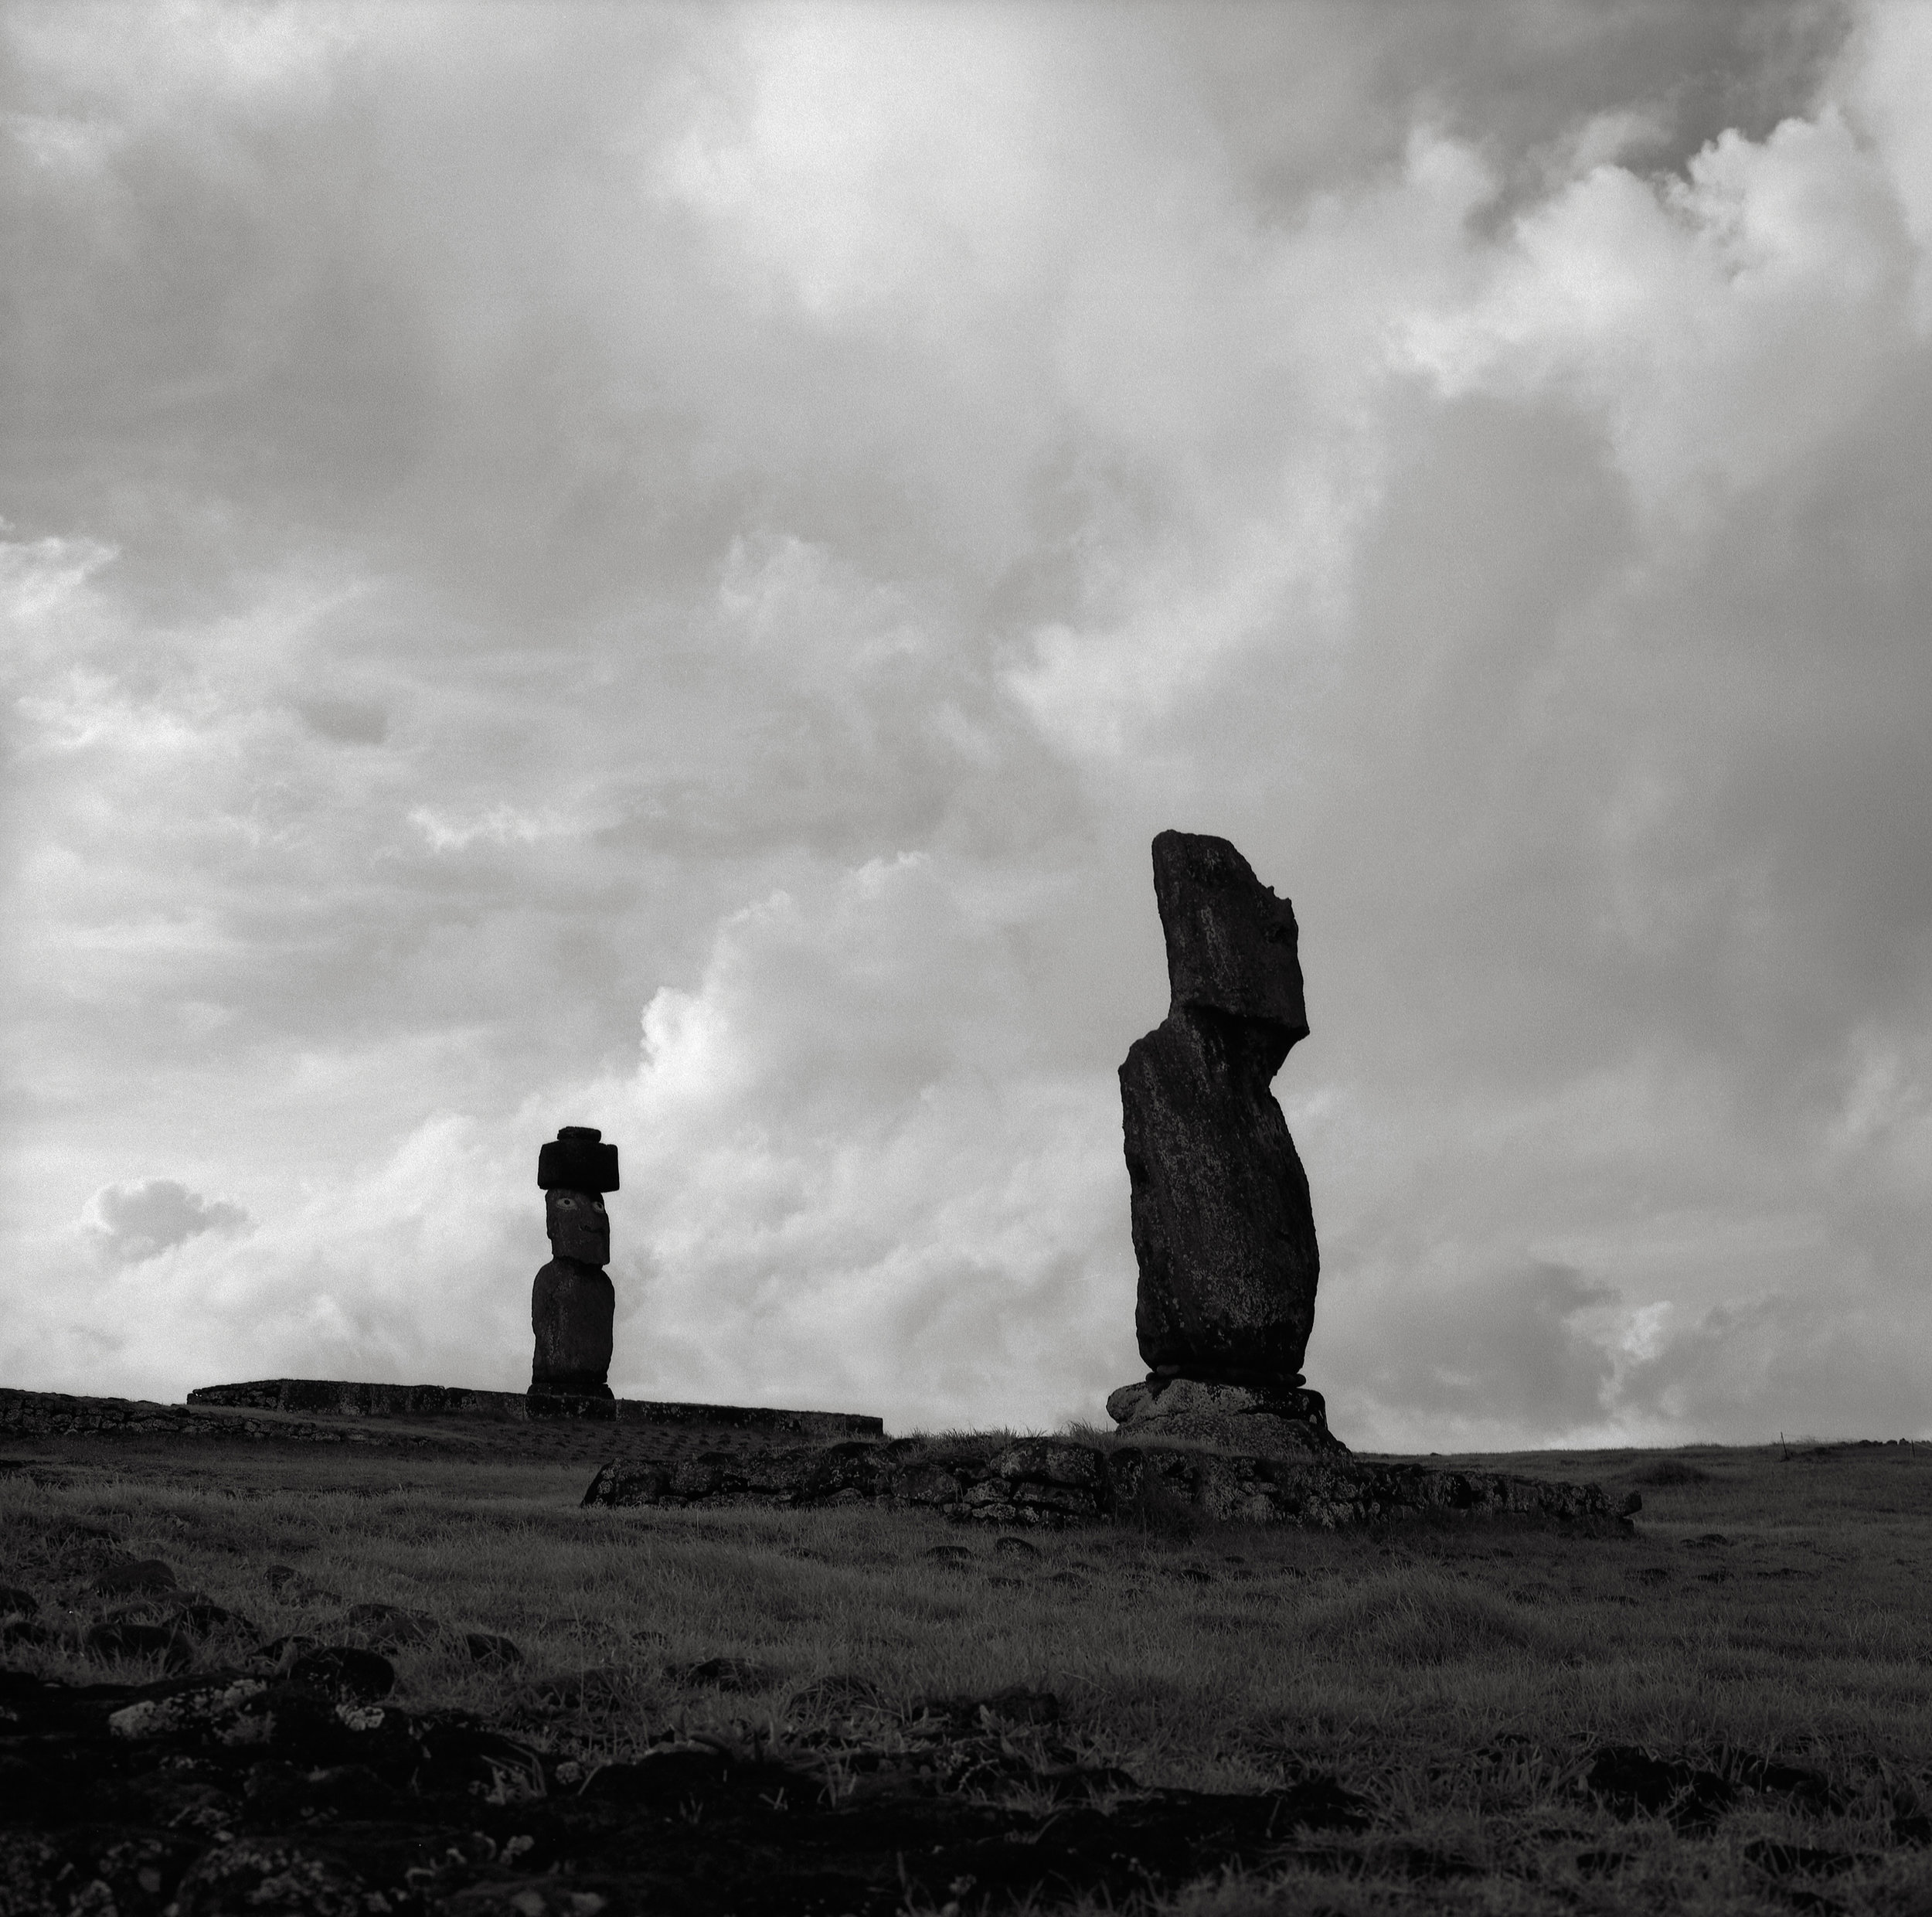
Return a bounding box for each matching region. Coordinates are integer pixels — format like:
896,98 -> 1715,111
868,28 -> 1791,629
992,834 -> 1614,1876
4,1431 -> 1932,1913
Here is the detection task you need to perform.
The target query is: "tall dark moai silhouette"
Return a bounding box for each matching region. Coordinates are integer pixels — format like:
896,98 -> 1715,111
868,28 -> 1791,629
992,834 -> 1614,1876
530,1125 -> 619,1401
1110,830 -> 1342,1455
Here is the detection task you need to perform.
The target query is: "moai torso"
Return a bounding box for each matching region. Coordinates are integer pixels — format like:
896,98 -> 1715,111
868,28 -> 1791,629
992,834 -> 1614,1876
530,1126 -> 618,1400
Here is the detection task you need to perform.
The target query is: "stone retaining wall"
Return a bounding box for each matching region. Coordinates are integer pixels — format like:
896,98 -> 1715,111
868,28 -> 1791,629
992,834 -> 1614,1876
0,1388 -> 417,1445
185,1378 -> 883,1440
580,1435 -> 1634,1533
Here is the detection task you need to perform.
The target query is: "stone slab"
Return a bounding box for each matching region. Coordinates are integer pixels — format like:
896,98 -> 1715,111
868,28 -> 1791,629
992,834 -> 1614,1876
0,1387 -> 429,1445
582,1432 -> 1637,1534
185,1377 -> 884,1441
1105,1376 -> 1345,1458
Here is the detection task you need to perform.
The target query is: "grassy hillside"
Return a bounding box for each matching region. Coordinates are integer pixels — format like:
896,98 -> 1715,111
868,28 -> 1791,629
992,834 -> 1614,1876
3,1432 -> 1930,1913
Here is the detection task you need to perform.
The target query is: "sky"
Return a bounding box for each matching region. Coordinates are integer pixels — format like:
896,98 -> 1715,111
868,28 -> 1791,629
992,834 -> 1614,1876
4,0 -> 1930,1451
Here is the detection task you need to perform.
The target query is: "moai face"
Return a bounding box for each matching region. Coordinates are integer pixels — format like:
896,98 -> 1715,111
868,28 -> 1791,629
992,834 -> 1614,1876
1151,829 -> 1308,1037
546,1187 -> 610,1268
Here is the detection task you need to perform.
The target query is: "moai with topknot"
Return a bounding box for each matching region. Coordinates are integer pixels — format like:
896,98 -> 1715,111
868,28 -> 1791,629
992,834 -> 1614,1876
530,1125 -> 619,1402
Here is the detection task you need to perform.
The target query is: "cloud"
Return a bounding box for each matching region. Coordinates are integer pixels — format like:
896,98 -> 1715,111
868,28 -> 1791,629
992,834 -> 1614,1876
5,3 -> 1930,1447
591,851 -> 1135,1425
299,698 -> 388,746
82,1178 -> 248,1265
1316,1261 -> 1624,1454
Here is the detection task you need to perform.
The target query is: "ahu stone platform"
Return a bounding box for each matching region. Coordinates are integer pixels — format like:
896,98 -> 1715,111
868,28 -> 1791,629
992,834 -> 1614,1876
2,1381 -> 883,1473
185,1377 -> 883,1441
0,1387 -> 417,1446
582,1434 -> 1638,1534
7,1381 -> 1634,1536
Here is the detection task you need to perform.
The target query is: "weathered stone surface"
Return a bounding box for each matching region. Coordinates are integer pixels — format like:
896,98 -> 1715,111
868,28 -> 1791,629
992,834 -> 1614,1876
529,1259 -> 615,1398
1105,1376 -> 1344,1459
463,1631 -> 522,1668
0,1388 -> 423,1446
0,1662 -> 1374,1917
543,1185 -> 610,1268
530,1127 -> 619,1399
580,1433 -> 1631,1535
1104,1446 -> 1632,1531
537,1122 -> 620,1193
189,1379 -> 526,1419
287,1646 -> 394,1703
344,1602 -> 438,1649
1121,831 -> 1319,1388
1152,828 -> 1309,1031
94,1558 -> 177,1597
185,1378 -> 884,1439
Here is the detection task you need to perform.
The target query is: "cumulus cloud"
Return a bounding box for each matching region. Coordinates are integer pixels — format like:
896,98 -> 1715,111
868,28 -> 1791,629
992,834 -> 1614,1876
4,2 -> 1930,1445
591,852 -> 1134,1425
81,1179 -> 249,1265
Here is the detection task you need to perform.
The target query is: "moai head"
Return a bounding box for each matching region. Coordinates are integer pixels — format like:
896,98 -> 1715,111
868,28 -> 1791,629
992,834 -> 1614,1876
545,1187 -> 610,1268
537,1125 -> 618,1268
1151,829 -> 1308,1038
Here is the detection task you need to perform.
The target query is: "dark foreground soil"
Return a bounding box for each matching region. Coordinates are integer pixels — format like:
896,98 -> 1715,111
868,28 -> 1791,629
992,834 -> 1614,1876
5,1413 -> 1932,1915
2,1656 -> 1379,1916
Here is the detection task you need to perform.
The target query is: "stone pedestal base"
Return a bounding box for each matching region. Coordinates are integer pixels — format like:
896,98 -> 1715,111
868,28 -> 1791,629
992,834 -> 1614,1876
1104,1375 -> 1347,1459
525,1385 -> 617,1421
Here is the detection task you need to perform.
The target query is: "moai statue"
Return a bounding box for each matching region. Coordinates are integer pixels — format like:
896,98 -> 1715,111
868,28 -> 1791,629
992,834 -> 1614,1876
1107,831 -> 1345,1456
530,1125 -> 618,1401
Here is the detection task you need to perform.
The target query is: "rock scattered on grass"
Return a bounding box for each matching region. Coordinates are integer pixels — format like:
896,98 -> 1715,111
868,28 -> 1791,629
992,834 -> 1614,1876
94,1558 -> 176,1595
684,1656 -> 777,1691
168,1596 -> 254,1637
345,1599 -> 439,1646
1584,1745 -> 1736,1832
85,1619 -> 192,1669
287,1645 -> 396,1704
252,1633 -> 324,1672
464,1631 -> 523,1668
2,1663 -> 1862,1917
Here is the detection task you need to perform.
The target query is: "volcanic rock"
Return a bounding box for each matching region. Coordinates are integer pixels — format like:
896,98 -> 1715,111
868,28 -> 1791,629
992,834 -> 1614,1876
464,1631 -> 522,1668
0,1653 -> 1389,1916
1151,828 -> 1309,1030
529,1255 -> 615,1398
1106,1375 -> 1343,1458
530,1126 -> 618,1401
344,1601 -> 437,1648
1118,831 -> 1321,1394
537,1123 -> 620,1195
94,1558 -> 178,1596
86,1619 -> 193,1668
288,1645 -> 396,1703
